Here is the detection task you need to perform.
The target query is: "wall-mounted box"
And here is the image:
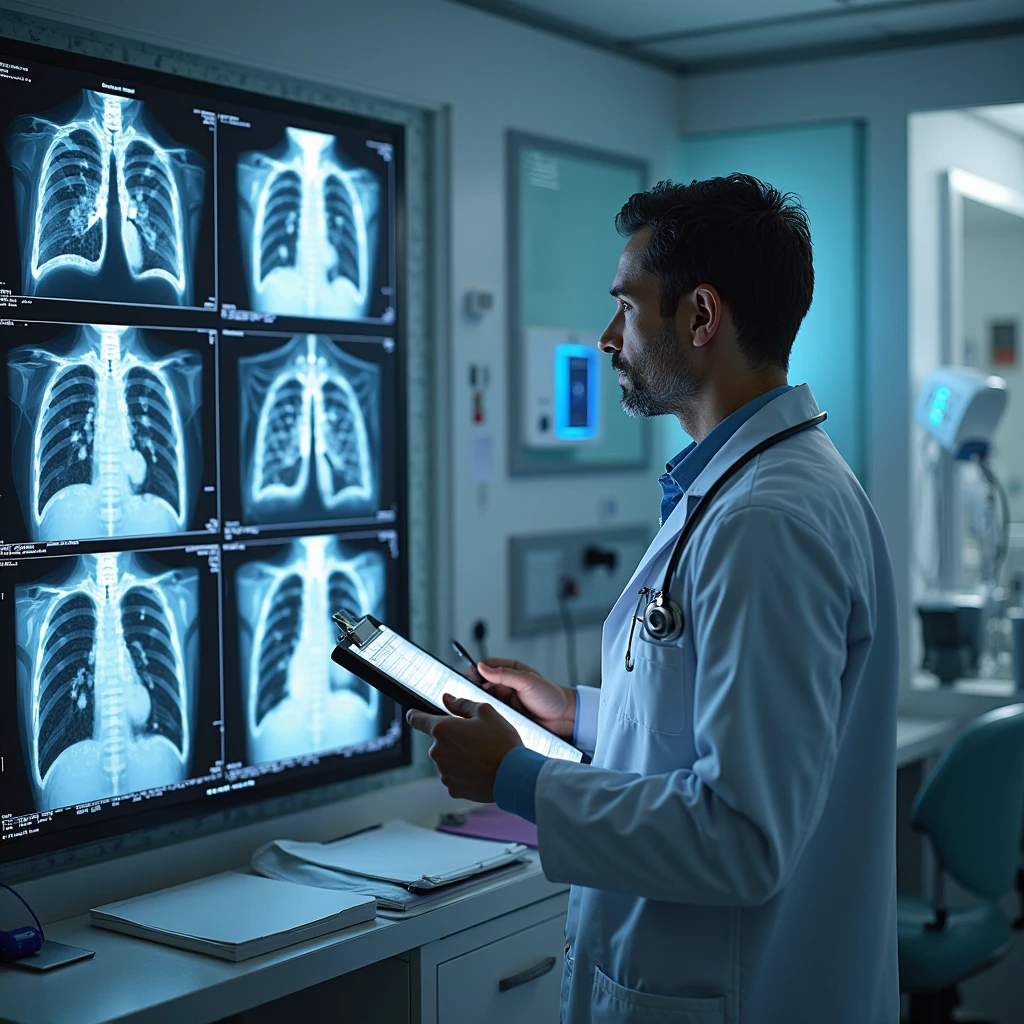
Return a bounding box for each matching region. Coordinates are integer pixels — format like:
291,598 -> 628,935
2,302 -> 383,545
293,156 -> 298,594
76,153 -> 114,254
509,525 -> 652,637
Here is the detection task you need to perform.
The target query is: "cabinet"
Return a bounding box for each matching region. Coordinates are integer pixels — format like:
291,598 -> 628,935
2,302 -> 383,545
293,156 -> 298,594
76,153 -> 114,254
216,958 -> 411,1024
414,893 -> 568,1024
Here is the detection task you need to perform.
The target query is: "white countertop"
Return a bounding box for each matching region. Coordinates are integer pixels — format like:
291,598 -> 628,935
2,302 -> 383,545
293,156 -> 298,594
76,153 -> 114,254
895,714 -> 963,768
0,853 -> 566,1024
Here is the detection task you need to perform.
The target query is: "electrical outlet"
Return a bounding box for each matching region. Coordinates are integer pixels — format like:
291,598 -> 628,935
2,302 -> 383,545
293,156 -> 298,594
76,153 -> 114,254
508,526 -> 653,636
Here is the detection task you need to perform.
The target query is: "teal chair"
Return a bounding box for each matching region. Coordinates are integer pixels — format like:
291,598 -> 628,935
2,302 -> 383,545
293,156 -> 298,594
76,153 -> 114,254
899,704 -> 1024,1024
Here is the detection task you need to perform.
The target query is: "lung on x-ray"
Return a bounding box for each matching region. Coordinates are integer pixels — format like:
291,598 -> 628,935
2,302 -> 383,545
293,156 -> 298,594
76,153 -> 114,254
236,535 -> 386,765
237,127 -> 379,319
238,334 -> 379,525
7,325 -> 203,542
4,89 -> 206,304
14,550 -> 198,812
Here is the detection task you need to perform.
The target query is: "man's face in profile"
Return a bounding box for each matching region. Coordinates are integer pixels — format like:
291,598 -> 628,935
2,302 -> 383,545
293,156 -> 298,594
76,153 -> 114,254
601,228 -> 704,420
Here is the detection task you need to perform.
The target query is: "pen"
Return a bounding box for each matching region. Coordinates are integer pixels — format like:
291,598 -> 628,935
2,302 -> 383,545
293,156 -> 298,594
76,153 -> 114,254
451,638 -> 477,673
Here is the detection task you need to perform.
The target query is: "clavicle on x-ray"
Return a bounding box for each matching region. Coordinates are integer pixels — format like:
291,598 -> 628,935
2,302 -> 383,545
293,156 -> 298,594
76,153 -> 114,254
237,536 -> 385,764
237,127 -> 379,319
7,324 -> 202,542
4,89 -> 205,303
15,551 -> 197,812
238,334 -> 379,524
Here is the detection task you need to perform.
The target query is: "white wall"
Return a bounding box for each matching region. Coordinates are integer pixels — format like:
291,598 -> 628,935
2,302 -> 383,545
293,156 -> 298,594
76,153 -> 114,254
674,36 -> 1024,695
3,0 -> 676,686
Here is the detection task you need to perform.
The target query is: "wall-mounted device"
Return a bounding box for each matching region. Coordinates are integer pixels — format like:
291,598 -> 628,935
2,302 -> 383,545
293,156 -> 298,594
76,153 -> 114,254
915,366 -> 1012,681
915,366 -> 1008,457
523,327 -> 600,448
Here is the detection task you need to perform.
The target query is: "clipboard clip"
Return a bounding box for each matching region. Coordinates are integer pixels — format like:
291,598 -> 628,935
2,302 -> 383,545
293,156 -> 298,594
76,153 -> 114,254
332,608 -> 383,648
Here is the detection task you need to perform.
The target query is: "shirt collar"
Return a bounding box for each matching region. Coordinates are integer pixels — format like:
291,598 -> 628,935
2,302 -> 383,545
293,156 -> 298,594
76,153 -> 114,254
664,384 -> 793,494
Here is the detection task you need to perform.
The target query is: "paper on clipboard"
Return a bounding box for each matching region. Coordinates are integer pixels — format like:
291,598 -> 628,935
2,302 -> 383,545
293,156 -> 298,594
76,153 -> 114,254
333,618 -> 582,763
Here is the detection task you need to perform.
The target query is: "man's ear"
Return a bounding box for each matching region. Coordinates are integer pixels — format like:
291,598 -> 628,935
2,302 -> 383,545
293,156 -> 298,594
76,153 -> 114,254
691,285 -> 722,349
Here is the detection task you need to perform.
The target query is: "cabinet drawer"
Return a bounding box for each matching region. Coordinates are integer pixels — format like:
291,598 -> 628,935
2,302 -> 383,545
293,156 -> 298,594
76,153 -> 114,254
436,913 -> 564,1024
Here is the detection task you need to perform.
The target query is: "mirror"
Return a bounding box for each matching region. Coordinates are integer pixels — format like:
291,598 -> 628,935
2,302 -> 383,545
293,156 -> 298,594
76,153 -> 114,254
945,169 -> 1024,522
960,193 -> 1024,520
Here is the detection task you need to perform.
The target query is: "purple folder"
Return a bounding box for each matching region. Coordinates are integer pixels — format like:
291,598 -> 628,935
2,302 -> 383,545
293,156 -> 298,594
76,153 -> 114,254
436,804 -> 538,848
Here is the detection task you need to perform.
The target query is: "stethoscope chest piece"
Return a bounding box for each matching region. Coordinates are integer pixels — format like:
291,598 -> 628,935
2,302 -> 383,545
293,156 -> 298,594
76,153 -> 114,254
642,592 -> 684,643
625,587 -> 684,671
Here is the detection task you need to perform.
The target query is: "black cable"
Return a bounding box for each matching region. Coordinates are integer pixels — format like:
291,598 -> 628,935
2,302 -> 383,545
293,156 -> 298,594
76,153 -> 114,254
912,434 -> 941,587
975,456 -> 1011,580
557,581 -> 579,690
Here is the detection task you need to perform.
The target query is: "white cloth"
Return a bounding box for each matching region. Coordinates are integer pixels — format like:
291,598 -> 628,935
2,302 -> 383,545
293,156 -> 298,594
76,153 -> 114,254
537,385 -> 899,1023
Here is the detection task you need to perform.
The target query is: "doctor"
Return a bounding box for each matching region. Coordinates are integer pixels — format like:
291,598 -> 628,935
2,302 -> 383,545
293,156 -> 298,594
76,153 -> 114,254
409,173 -> 899,1023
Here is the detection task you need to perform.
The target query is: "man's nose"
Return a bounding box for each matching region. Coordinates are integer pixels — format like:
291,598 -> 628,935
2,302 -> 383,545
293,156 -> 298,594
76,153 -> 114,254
598,317 -> 622,353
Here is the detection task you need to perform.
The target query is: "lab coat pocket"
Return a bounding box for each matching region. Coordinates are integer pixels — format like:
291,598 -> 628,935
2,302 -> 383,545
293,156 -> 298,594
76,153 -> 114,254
621,639 -> 685,735
591,967 -> 724,1023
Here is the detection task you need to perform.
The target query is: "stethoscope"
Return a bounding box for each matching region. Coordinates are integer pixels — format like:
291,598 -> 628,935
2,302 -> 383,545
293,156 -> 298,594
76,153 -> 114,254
624,411 -> 828,672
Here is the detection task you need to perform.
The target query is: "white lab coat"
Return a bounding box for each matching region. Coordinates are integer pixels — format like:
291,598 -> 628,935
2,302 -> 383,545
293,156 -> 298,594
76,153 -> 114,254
534,385 -> 900,1024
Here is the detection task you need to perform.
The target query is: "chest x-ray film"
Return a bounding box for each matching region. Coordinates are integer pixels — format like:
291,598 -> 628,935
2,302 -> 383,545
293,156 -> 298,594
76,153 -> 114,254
235,535 -> 390,765
333,621 -> 584,763
237,127 -> 380,320
0,37 -> 407,864
4,88 -> 207,305
6,324 -> 204,542
14,549 -> 198,812
237,334 -> 379,525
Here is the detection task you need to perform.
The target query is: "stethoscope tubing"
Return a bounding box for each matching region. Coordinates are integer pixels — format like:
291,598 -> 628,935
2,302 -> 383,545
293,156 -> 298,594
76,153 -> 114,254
625,410 -> 828,672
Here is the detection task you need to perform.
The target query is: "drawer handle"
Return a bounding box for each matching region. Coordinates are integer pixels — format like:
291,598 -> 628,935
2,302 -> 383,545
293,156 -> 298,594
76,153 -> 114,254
498,956 -> 557,992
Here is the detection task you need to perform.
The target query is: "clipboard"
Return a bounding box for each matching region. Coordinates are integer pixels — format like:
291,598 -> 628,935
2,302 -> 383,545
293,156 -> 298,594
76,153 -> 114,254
332,609 -> 583,763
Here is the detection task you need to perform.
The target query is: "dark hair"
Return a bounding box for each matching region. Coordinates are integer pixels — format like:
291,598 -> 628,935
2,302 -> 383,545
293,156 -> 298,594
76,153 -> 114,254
615,174 -> 814,371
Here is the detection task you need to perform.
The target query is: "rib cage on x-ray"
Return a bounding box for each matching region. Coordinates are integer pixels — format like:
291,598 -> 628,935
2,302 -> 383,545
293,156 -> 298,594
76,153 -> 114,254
15,552 -> 197,811
7,325 -> 201,542
237,536 -> 385,765
237,127 -> 379,319
4,89 -> 204,303
239,334 -> 379,524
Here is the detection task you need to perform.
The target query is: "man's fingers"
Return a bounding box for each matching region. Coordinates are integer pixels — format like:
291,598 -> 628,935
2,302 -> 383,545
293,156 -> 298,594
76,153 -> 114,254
406,708 -> 448,736
475,662 -> 529,689
442,692 -> 483,717
478,657 -> 529,672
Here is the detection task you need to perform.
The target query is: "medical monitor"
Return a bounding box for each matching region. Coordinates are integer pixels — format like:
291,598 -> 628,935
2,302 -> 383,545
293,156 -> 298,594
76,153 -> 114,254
0,40 -> 409,865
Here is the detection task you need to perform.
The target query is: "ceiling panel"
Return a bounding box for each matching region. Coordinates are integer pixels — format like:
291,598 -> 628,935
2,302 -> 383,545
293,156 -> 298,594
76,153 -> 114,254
638,14 -> 886,63
452,0 -> 1024,71
467,0 -> 840,42
634,0 -> 1024,67
860,0 -> 1024,34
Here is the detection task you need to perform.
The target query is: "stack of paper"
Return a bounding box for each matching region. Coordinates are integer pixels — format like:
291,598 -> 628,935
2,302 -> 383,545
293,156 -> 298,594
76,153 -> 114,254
90,871 -> 376,961
251,820 -> 529,916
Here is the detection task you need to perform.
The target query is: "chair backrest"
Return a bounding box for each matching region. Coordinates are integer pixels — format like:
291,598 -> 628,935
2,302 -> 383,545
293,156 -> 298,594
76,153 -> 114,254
911,704 -> 1024,899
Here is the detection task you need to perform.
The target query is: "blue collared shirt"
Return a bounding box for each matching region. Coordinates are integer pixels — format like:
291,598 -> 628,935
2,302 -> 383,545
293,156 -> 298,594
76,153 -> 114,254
494,384 -> 794,823
659,384 -> 793,526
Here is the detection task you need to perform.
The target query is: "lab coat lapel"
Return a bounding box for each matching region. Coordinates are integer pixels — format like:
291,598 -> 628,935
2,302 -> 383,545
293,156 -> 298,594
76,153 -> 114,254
685,383 -> 822,501
607,385 -> 823,624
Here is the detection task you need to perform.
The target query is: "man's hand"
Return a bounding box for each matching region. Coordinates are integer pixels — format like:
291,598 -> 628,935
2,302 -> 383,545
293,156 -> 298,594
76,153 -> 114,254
407,694 -> 523,801
475,659 -> 577,740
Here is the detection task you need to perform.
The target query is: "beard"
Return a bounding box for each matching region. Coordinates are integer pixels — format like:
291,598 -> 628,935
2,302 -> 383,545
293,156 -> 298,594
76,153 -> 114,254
613,319 -> 704,419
